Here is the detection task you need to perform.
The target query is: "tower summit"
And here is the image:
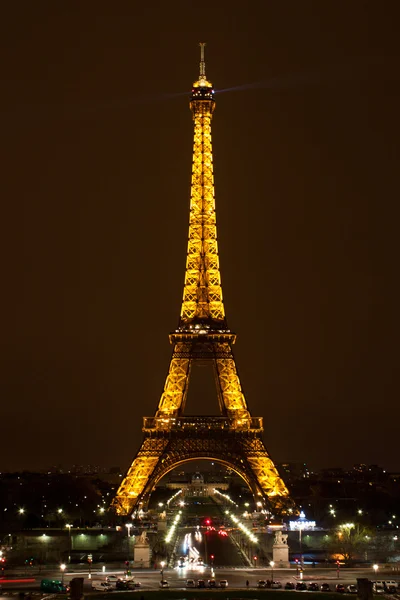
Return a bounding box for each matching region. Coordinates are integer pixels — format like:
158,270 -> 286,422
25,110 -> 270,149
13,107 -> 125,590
181,42 -> 223,328
111,46 -> 293,516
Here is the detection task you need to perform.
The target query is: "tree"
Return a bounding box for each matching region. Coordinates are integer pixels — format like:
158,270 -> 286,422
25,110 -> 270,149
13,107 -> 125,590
327,523 -> 372,565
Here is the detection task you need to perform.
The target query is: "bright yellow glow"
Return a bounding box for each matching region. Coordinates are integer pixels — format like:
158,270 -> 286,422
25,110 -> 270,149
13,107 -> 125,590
180,100 -> 224,323
111,56 -> 294,517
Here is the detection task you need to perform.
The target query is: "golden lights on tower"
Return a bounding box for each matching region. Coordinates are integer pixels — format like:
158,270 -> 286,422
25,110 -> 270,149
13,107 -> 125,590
111,44 -> 293,516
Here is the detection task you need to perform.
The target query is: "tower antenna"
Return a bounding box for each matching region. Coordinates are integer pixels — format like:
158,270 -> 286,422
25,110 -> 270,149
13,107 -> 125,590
199,42 -> 206,77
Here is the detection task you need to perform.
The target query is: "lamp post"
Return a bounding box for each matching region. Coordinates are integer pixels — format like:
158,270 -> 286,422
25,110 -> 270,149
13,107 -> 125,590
66,524 -> 72,563
125,524 -> 132,568
299,525 -> 304,567
161,561 -> 165,582
373,564 -> 379,577
270,560 -> 275,582
60,563 -> 66,585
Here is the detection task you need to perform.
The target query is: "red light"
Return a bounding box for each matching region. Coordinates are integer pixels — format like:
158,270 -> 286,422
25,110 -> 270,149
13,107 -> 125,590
210,555 -> 214,559
254,556 -> 257,560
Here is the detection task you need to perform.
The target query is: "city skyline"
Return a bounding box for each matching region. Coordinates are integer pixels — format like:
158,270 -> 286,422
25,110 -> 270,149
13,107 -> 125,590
1,3 -> 399,473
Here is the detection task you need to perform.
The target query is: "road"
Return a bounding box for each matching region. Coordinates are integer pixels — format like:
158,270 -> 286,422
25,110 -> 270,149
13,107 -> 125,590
1,565 -> 396,595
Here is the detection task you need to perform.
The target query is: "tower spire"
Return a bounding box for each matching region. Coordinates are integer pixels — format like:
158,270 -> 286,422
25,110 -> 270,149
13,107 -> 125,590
199,42 -> 206,77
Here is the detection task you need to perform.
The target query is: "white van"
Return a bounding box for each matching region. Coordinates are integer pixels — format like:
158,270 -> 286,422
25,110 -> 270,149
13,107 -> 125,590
92,582 -> 113,592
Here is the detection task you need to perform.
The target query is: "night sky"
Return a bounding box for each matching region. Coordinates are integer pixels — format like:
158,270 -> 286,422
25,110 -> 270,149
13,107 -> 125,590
1,3 -> 399,473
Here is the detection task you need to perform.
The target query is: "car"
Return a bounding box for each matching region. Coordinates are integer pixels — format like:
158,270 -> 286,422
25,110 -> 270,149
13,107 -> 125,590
40,580 -> 69,594
159,580 -> 169,588
285,582 -> 295,590
105,575 -> 120,585
321,583 -> 331,592
383,581 -> 398,590
258,580 -> 267,588
92,582 -> 113,592
208,580 -> 217,588
347,585 -> 357,594
308,582 -> 319,591
296,582 -> 307,590
186,579 -> 196,588
386,585 -> 397,594
127,581 -> 141,589
373,583 -> 385,594
271,581 -> 283,589
197,580 -> 206,588
116,580 -> 129,590
219,579 -> 228,588
336,584 -> 346,593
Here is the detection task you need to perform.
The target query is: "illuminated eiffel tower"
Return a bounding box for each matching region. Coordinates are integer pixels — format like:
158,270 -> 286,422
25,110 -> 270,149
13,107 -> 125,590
112,44 -> 293,516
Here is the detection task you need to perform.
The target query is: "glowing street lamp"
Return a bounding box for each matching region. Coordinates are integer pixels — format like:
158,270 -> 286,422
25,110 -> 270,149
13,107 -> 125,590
270,560 -> 275,581
58,508 -> 63,514
18,508 -> 25,515
60,563 -> 66,585
373,564 -> 379,575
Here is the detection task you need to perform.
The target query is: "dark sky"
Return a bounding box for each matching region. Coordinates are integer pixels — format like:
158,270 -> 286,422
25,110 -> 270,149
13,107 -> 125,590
1,2 -> 399,473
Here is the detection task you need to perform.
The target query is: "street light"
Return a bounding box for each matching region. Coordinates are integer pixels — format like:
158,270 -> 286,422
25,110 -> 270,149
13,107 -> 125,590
18,508 -> 25,515
58,508 -> 63,514
373,564 -> 379,576
125,524 -> 132,567
66,524 -> 72,563
60,563 -> 66,585
270,560 -> 275,581
160,561 -> 165,581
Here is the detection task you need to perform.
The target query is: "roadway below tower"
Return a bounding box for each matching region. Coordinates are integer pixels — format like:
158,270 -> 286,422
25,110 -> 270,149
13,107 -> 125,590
170,495 -> 249,569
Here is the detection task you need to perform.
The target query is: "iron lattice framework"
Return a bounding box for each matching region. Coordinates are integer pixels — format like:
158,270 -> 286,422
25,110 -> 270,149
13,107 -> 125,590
112,44 -> 294,515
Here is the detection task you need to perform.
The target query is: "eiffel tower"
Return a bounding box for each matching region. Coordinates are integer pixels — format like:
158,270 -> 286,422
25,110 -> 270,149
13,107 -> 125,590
112,44 -> 293,516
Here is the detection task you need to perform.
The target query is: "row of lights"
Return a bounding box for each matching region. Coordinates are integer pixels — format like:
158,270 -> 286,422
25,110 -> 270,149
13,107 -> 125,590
213,489 -> 238,506
225,511 -> 258,544
165,511 -> 182,544
166,490 -> 182,507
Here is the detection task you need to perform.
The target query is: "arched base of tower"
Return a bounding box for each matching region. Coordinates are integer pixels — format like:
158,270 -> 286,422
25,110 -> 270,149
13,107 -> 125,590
111,419 -> 296,517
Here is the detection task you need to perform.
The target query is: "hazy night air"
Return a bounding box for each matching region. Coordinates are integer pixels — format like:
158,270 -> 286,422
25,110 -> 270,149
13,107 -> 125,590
0,3 -> 398,473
